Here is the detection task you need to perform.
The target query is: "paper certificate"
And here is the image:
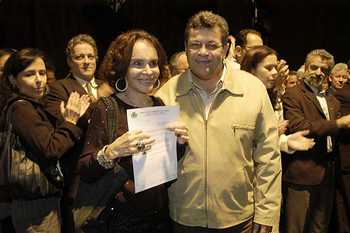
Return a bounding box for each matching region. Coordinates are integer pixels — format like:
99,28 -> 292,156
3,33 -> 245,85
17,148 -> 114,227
127,105 -> 179,193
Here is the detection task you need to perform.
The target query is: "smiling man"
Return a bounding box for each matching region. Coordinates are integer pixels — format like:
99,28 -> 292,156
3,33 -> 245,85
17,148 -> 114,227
157,11 -> 281,233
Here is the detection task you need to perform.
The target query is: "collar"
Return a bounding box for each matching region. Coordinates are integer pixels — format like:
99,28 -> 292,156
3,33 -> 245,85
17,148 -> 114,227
188,65 -> 226,94
73,75 -> 98,88
176,63 -> 244,97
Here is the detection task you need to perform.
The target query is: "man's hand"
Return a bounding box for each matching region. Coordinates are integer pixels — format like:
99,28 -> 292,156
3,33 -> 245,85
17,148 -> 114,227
253,223 -> 272,233
336,114 -> 350,128
278,120 -> 289,136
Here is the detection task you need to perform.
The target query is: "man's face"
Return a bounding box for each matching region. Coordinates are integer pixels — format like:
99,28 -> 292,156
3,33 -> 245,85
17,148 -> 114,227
170,53 -> 189,76
186,27 -> 228,81
304,56 -> 331,90
67,43 -> 96,81
0,54 -> 10,78
329,69 -> 348,89
235,32 -> 263,63
286,74 -> 298,88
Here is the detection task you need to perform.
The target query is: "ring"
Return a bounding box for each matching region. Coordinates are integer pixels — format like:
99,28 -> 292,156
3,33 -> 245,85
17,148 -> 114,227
136,140 -> 145,152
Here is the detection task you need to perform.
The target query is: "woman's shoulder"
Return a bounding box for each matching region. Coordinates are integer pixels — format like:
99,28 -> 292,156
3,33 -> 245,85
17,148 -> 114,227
8,97 -> 36,115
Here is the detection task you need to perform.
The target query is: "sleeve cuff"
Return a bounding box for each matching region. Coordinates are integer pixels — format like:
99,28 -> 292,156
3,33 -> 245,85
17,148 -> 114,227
279,134 -> 295,154
96,145 -> 115,169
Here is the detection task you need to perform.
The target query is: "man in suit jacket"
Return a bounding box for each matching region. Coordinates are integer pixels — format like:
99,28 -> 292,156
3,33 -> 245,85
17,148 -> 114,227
333,80 -> 350,233
44,34 -> 103,233
282,49 -> 350,233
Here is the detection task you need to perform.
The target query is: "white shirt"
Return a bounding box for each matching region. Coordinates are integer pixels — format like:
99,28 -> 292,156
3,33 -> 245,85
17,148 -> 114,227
306,81 -> 333,152
189,66 -> 226,119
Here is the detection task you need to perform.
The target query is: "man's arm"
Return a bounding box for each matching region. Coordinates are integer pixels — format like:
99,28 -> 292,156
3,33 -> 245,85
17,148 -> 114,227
253,90 -> 282,228
283,88 -> 339,136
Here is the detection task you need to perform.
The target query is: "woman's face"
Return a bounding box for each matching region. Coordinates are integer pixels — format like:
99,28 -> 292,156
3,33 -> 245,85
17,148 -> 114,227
12,57 -> 47,100
126,39 -> 160,95
252,54 -> 278,89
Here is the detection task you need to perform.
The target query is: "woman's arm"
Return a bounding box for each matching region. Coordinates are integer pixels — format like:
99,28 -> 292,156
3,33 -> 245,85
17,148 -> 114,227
11,100 -> 83,159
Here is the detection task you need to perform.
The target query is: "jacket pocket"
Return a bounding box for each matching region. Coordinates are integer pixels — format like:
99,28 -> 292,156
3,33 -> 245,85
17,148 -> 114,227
231,123 -> 256,156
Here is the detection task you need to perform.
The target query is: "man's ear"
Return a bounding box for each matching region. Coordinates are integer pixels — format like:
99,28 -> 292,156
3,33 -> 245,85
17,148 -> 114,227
328,75 -> 332,82
235,46 -> 243,60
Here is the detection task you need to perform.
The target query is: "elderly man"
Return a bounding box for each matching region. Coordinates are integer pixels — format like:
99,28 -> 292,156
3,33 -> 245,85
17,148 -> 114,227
333,63 -> 350,233
157,11 -> 281,233
282,49 -> 350,233
329,63 -> 348,91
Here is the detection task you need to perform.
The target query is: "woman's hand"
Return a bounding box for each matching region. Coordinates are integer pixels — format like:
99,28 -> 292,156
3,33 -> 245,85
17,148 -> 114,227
167,121 -> 189,144
287,130 -> 315,151
105,130 -> 155,160
278,120 -> 289,136
60,92 -> 91,124
277,59 -> 289,79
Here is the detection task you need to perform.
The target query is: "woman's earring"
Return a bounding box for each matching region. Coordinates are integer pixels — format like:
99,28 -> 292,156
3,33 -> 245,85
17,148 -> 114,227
115,78 -> 128,92
153,79 -> 160,89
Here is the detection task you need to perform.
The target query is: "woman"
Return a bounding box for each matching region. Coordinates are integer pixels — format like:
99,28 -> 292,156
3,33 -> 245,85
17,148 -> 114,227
0,48 -> 90,233
241,45 -> 315,153
80,30 -> 188,233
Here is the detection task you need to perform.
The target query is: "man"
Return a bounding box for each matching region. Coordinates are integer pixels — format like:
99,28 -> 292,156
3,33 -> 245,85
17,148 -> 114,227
169,51 -> 189,76
157,11 -> 281,233
332,63 -> 350,233
234,29 -> 263,64
285,71 -> 299,88
44,34 -> 104,233
282,49 -> 350,233
329,63 -> 348,91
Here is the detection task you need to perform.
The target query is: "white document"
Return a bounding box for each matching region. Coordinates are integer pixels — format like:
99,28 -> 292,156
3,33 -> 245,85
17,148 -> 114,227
127,105 -> 179,193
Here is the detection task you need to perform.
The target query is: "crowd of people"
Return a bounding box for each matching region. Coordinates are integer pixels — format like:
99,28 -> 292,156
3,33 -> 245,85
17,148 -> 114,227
0,10 -> 349,233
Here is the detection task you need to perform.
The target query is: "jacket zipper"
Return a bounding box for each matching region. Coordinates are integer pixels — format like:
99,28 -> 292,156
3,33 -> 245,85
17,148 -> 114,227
204,118 -> 208,227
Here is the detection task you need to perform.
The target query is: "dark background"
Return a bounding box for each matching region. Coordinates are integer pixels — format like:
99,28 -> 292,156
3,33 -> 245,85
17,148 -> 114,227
0,0 -> 349,78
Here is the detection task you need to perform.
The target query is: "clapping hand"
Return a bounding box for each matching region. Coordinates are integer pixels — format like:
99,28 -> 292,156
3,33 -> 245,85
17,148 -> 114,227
278,120 -> 289,136
60,92 -> 91,124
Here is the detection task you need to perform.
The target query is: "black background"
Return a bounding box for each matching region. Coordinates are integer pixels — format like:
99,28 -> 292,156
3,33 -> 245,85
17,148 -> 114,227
0,0 -> 349,78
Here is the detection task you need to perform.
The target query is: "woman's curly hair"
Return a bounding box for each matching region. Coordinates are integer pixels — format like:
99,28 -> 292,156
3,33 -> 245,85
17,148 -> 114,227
98,30 -> 169,91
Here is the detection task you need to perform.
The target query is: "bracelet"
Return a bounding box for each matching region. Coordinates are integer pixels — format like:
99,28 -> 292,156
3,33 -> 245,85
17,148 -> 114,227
96,146 -> 115,169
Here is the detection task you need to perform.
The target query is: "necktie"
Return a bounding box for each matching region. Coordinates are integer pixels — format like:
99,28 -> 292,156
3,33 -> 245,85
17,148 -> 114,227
86,82 -> 97,102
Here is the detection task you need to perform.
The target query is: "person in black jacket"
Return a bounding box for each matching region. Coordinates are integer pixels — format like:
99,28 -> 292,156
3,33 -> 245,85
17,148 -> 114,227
0,48 -> 90,233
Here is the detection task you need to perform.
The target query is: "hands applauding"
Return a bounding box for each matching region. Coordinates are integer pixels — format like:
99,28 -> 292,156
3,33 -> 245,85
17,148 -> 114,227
60,92 -> 91,124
